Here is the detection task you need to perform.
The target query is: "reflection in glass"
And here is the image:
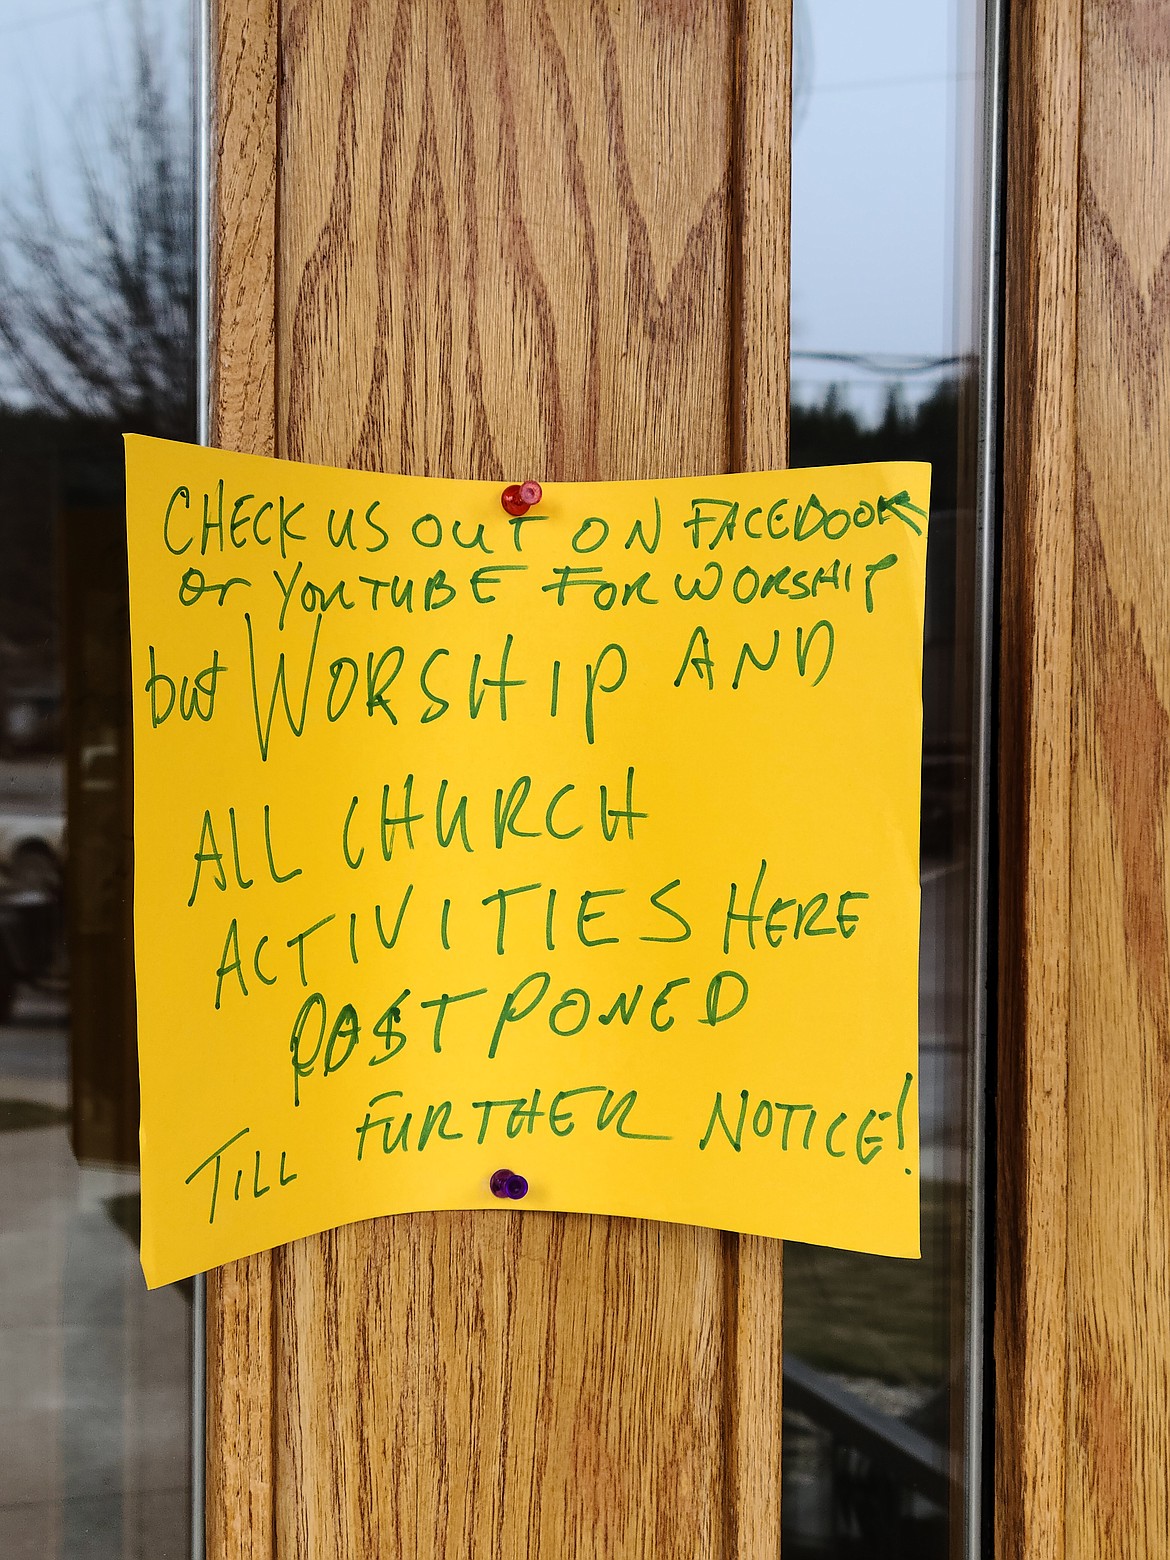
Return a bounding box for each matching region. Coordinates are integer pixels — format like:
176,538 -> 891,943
0,3 -> 195,1555
782,1 -> 992,1555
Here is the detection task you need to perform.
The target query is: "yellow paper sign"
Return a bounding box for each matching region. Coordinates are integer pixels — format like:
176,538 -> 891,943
126,436 -> 929,1287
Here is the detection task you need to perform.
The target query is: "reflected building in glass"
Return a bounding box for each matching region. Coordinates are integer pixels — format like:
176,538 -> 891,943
0,3 -> 195,1555
781,0 -> 993,1555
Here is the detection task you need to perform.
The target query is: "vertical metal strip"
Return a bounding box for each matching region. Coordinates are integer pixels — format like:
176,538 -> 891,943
196,0 -> 212,451
191,0 -> 212,1556
191,1279 -> 206,1560
964,0 -> 1007,1552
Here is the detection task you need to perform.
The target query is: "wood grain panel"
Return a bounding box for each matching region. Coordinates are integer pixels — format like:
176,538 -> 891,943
1068,2 -> 1170,1552
732,0 -> 791,474
274,1 -> 739,1544
727,13 -> 789,1546
207,1252 -> 276,1558
211,0 -> 278,455
204,1 -> 790,1555
206,3 -> 279,1557
1000,0 -> 1170,1555
277,0 -> 740,483
997,0 -> 1081,1554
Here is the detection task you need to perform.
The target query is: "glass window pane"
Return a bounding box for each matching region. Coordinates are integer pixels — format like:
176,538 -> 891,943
0,3 -> 196,1556
782,1 -> 994,1554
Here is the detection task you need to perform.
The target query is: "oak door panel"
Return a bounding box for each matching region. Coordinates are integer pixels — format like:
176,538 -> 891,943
209,2 -> 791,1555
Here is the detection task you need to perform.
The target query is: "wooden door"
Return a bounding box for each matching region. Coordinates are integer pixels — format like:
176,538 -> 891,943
204,2 -> 1170,1555
999,0 -> 1170,1554
207,3 -> 791,1554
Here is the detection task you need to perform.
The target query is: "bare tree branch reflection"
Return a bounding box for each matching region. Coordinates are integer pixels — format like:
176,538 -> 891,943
0,12 -> 193,434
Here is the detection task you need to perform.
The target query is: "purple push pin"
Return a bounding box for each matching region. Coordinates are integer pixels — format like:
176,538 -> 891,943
489,1167 -> 529,1200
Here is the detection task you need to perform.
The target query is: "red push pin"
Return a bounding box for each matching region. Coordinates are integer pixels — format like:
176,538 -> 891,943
501,480 -> 542,516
